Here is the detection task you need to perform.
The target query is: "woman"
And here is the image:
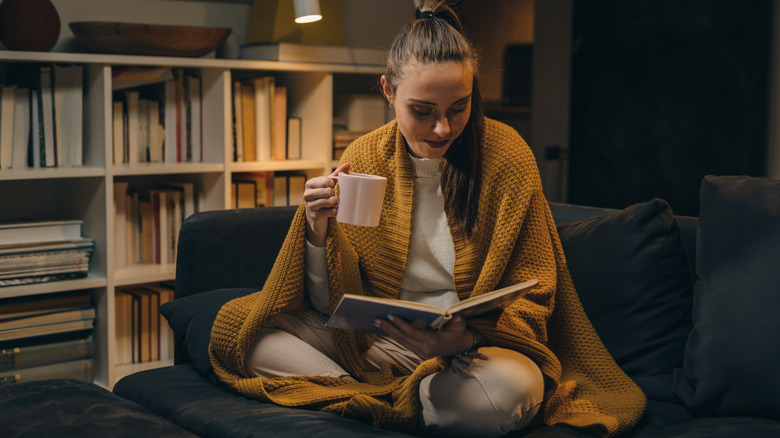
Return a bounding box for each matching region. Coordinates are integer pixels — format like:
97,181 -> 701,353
210,1 -> 645,436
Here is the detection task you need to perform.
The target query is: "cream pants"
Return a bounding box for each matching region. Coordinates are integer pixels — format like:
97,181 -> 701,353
244,309 -> 545,437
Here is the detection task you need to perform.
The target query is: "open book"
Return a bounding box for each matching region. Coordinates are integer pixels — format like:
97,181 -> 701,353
325,278 -> 539,334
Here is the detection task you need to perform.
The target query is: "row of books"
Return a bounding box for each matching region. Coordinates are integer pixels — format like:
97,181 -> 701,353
115,283 -> 175,365
113,181 -> 201,269
231,77 -> 302,163
0,219 -> 94,288
0,291 -> 95,386
0,64 -> 84,170
112,68 -> 202,165
231,172 -> 306,209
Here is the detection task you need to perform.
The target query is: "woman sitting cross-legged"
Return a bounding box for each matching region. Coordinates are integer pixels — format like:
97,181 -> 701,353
209,1 -> 645,436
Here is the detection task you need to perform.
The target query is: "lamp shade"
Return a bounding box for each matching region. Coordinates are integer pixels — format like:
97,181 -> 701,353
294,0 -> 322,23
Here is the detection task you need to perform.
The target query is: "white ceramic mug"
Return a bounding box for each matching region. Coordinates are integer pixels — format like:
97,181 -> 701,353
335,172 -> 387,227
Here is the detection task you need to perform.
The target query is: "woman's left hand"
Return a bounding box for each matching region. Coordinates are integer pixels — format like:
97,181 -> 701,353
374,314 -> 474,359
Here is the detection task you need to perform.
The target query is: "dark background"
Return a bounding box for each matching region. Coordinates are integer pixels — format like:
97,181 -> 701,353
567,0 -> 772,216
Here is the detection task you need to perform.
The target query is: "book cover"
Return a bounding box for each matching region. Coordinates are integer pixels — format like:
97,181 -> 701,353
0,318 -> 94,343
272,85 -> 287,161
232,80 -> 244,162
0,220 -> 83,246
39,66 -> 56,168
287,117 -> 302,160
233,180 -> 257,209
241,83 -> 256,162
114,181 -> 129,269
112,101 -> 125,164
253,76 -> 274,162
0,307 -> 95,331
188,76 -> 202,163
125,90 -> 140,164
0,336 -> 93,371
125,288 -> 152,362
0,85 -> 15,169
273,174 -> 288,206
326,279 -> 539,333
287,173 -> 306,206
138,196 -> 155,265
0,358 -> 93,386
164,78 -> 178,163
30,87 -> 40,168
142,283 -> 175,362
11,87 -> 30,169
115,291 -> 133,365
0,291 -> 91,319
239,43 -> 386,67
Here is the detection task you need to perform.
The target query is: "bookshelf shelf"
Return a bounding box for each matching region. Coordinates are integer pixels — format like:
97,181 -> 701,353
0,50 -> 384,388
229,159 -> 328,173
0,167 -> 105,181
111,162 -> 225,176
114,264 -> 176,286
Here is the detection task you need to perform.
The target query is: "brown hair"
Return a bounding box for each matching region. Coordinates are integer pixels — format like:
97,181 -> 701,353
384,0 -> 484,238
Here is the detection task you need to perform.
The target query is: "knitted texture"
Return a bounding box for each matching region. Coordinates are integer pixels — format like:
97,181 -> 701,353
209,119 -> 645,436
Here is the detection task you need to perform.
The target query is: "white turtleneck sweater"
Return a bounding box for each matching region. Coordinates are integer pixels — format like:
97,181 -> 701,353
305,156 -> 459,314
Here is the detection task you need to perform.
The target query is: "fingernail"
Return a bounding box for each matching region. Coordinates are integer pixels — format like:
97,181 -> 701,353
387,314 -> 396,322
374,319 -> 382,328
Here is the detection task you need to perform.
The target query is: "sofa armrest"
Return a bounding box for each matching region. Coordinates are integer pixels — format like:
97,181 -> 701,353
174,206 -> 299,299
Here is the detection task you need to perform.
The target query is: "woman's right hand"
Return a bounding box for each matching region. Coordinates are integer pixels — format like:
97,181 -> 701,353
303,163 -> 350,247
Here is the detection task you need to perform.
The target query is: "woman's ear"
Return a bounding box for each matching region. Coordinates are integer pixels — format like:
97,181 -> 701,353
380,75 -> 394,107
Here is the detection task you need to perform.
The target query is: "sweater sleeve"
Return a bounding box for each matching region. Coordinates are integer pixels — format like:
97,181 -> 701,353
304,239 -> 329,314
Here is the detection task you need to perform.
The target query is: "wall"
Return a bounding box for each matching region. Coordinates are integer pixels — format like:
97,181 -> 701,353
50,0 -> 411,54
461,0 -> 534,103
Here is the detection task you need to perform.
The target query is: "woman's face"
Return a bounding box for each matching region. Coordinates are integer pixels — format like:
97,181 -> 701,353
382,60 -> 473,159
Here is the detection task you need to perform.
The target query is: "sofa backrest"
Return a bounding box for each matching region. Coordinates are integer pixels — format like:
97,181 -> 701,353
174,206 -> 299,299
549,202 -> 698,276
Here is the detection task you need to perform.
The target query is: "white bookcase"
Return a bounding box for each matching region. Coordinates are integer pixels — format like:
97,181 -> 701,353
0,50 -> 384,388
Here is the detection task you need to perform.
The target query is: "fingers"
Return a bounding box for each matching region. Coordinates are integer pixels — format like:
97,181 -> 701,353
374,315 -> 472,359
330,162 -> 350,179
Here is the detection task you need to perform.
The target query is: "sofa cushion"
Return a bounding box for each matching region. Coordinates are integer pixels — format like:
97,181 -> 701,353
0,378 -> 197,438
160,288 -> 255,379
556,198 -> 694,377
114,364 -> 416,438
673,175 -> 780,420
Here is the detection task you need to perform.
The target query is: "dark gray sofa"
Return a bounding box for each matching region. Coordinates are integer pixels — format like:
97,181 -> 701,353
109,174 -> 780,437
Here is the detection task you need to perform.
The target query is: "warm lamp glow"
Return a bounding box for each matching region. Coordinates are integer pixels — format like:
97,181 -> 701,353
294,0 -> 322,23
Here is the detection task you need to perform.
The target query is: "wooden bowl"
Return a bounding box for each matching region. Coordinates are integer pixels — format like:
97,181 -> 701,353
69,21 -> 231,57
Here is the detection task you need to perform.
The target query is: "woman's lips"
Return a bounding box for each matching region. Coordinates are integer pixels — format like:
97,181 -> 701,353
424,139 -> 449,148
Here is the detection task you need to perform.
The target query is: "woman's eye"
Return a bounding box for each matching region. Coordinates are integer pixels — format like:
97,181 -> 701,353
449,106 -> 467,114
412,107 -> 433,116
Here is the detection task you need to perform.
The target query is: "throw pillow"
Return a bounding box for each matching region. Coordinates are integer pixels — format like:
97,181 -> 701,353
160,288 -> 255,378
673,175 -> 780,419
557,198 -> 694,377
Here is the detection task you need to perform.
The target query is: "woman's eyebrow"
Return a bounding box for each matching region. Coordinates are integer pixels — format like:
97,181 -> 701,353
406,94 -> 472,106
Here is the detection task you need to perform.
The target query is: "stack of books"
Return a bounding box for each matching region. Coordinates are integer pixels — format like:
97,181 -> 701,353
0,64 -> 84,170
114,283 -> 175,365
0,291 -> 95,386
0,219 -> 94,287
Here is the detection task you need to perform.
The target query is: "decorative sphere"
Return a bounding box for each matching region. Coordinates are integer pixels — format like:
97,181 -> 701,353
0,0 -> 61,51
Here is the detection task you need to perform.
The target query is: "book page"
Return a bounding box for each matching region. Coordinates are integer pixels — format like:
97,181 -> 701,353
447,279 -> 539,318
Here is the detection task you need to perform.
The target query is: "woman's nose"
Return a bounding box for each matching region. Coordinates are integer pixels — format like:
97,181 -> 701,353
433,116 -> 451,137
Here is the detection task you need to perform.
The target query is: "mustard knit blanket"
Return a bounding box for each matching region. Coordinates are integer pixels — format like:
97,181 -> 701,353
209,119 -> 645,436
